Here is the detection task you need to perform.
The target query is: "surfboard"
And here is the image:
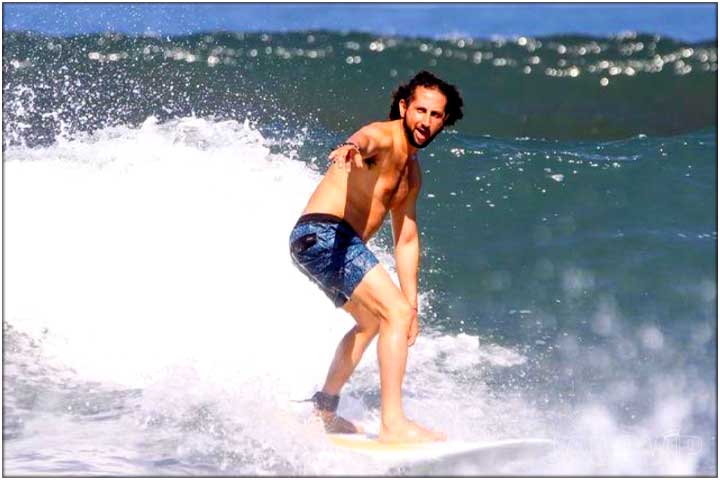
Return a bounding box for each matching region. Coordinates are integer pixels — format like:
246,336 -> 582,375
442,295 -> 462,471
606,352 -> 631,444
328,433 -> 555,474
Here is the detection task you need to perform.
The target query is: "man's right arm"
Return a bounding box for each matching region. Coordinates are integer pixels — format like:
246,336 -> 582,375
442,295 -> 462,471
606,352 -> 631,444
327,122 -> 390,172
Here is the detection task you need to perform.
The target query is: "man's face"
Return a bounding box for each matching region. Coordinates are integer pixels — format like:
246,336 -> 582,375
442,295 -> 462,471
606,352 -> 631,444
399,86 -> 448,149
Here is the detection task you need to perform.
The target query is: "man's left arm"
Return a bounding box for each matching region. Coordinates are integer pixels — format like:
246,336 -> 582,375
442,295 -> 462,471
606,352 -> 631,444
391,162 -> 422,346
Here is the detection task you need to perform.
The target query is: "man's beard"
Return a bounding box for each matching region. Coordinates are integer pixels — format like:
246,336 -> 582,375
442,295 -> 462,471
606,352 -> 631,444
403,117 -> 442,149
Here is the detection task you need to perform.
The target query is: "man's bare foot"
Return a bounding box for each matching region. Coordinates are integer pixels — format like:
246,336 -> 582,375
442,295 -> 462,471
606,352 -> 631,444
378,417 -> 446,444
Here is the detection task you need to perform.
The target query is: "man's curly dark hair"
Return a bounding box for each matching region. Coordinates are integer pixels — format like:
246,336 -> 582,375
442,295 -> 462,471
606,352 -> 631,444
388,71 -> 464,126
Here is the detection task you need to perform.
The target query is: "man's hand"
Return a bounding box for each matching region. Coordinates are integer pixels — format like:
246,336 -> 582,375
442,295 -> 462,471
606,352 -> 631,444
408,307 -> 419,346
328,142 -> 363,173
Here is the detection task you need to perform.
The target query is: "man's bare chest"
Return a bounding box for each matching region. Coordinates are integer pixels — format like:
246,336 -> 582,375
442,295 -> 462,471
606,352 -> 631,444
371,158 -> 410,207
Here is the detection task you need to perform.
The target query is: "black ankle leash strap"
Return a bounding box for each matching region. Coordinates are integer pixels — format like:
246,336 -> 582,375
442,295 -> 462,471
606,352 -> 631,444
295,391 -> 340,412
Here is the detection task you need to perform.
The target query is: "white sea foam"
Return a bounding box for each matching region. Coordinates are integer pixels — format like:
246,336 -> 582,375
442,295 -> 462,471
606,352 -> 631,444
4,117 -> 710,475
4,117 -> 535,472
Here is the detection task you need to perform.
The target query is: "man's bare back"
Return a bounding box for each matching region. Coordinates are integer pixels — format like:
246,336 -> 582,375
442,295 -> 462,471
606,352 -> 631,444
302,120 -> 421,241
288,72 -> 463,443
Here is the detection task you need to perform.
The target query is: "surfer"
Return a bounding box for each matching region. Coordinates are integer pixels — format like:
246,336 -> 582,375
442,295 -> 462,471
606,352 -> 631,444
289,71 -> 463,443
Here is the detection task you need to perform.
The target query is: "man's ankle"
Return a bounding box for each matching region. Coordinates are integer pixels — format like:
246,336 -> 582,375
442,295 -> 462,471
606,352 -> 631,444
381,413 -> 408,429
311,391 -> 339,412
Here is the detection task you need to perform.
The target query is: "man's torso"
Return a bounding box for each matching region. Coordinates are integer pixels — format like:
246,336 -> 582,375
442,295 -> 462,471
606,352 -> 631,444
302,121 -> 419,241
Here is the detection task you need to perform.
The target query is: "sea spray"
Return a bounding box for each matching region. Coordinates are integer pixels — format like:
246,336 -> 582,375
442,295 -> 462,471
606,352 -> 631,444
5,117 -> 713,474
3,27 -> 716,474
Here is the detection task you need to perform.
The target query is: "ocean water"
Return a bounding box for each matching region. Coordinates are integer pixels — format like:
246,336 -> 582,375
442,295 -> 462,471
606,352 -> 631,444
3,30 -> 717,475
3,4 -> 717,41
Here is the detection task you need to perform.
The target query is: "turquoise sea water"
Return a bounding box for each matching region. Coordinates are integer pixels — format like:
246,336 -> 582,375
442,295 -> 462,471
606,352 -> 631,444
3,29 -> 717,475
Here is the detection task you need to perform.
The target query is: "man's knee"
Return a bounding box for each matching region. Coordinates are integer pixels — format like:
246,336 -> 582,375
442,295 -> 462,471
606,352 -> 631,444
379,300 -> 414,331
345,298 -> 380,335
356,321 -> 380,337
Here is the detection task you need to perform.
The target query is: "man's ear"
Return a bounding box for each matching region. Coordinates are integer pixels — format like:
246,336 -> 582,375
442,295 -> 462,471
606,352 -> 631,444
399,98 -> 408,118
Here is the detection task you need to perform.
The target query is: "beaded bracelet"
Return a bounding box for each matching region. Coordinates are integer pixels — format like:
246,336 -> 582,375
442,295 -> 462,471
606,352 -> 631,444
337,141 -> 360,151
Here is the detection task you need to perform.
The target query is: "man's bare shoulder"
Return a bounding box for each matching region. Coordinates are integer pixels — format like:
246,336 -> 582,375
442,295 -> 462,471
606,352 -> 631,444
358,120 -> 397,150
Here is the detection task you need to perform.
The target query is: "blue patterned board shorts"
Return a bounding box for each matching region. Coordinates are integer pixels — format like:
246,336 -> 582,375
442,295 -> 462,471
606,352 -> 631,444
289,213 -> 379,308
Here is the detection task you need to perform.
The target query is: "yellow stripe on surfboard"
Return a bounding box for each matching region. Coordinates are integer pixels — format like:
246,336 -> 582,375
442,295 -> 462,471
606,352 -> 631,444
328,434 -> 431,451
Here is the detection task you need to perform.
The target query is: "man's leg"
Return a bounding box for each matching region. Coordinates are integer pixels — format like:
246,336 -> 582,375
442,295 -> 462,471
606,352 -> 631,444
311,297 -> 378,433
347,264 -> 445,443
321,297 -> 380,396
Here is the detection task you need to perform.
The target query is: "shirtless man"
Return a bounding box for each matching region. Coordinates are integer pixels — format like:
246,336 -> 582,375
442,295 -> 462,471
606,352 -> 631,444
289,71 -> 463,443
